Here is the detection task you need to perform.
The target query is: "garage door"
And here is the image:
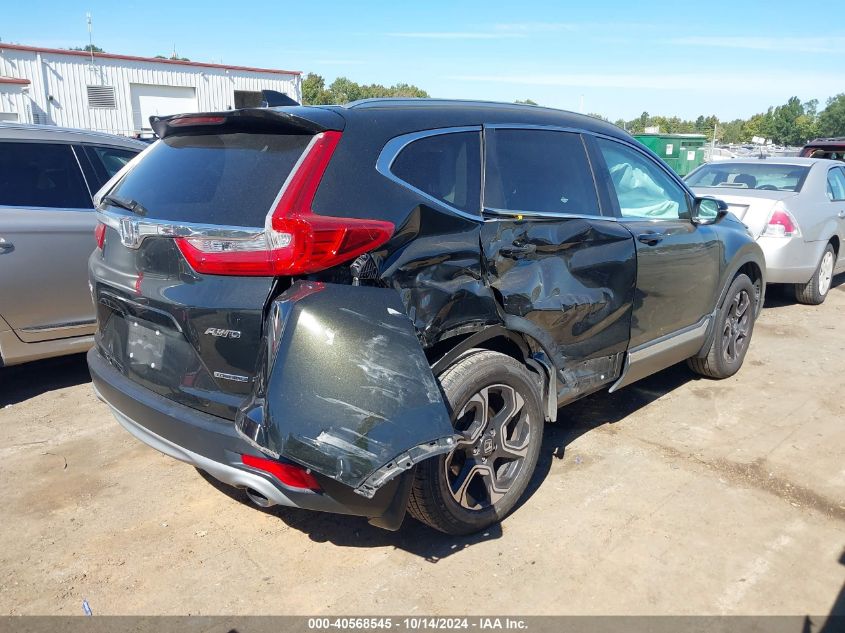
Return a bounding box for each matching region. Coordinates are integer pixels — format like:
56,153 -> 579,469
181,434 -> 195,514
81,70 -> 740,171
130,84 -> 198,131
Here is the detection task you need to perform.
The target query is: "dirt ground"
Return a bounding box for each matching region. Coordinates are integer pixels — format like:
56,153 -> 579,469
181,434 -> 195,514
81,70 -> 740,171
1,281 -> 844,617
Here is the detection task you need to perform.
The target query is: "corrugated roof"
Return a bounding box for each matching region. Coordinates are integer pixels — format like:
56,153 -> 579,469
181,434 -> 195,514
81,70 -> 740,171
0,42 -> 301,76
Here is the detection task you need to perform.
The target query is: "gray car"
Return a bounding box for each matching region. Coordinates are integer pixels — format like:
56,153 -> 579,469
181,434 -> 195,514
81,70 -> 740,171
0,123 -> 145,365
687,157 -> 845,304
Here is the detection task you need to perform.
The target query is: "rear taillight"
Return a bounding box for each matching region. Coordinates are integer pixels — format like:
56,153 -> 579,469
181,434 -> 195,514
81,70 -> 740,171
762,204 -> 801,238
175,130 -> 394,276
95,222 -> 106,250
241,454 -> 321,491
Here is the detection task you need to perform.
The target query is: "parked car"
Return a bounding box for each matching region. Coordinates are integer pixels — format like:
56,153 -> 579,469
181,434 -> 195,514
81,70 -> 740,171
800,137 -> 845,161
707,147 -> 737,162
686,157 -> 845,304
88,100 -> 765,534
0,123 -> 145,366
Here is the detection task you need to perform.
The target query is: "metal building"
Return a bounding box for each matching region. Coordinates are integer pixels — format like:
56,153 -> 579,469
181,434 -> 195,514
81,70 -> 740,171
0,43 -> 301,137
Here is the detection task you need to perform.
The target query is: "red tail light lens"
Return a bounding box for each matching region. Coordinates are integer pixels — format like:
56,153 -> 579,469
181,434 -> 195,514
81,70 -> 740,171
241,454 -> 321,491
763,205 -> 801,238
175,130 -> 394,276
94,222 -> 106,250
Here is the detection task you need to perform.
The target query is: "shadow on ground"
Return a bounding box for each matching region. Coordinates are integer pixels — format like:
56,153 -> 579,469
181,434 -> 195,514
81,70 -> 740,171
764,272 -> 845,310
199,361 -> 698,560
0,353 -> 90,407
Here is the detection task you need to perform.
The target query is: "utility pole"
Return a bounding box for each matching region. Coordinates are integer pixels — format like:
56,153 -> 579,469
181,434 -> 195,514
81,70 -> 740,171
86,12 -> 94,65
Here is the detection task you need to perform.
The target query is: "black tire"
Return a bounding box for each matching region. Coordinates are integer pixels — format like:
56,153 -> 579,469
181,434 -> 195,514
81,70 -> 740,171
408,350 -> 543,535
687,274 -> 757,379
793,244 -> 835,305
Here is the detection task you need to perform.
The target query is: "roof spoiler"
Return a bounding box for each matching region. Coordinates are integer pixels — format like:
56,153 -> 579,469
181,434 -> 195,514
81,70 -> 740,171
150,106 -> 344,139
261,90 -> 299,107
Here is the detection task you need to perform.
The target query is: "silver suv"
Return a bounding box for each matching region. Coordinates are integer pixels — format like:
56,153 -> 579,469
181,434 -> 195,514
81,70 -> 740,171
0,123 -> 145,366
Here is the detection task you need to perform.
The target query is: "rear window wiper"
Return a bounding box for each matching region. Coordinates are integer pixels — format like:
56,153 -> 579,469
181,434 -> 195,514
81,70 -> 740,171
100,194 -> 149,217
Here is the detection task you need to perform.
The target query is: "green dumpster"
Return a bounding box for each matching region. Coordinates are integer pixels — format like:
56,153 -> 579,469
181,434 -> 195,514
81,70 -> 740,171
633,133 -> 707,176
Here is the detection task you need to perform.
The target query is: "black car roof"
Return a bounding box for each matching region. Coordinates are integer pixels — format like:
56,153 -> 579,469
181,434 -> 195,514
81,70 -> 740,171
318,98 -> 631,142
804,137 -> 845,149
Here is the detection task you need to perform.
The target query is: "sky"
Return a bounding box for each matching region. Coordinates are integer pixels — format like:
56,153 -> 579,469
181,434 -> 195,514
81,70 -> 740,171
1,0 -> 843,121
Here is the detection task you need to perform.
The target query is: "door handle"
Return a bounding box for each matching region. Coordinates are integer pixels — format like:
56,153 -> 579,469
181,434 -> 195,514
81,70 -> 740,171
838,210 -> 845,219
0,238 -> 13,254
637,232 -> 665,245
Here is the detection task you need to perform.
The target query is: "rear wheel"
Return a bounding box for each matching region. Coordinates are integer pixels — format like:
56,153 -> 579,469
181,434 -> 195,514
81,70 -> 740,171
794,244 -> 835,305
687,273 -> 757,379
408,350 -> 543,535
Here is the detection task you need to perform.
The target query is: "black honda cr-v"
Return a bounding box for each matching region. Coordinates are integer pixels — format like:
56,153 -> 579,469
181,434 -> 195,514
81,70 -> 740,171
88,99 -> 765,534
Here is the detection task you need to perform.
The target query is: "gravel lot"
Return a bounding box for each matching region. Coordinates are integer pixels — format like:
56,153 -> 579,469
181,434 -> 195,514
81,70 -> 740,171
1,282 -> 844,616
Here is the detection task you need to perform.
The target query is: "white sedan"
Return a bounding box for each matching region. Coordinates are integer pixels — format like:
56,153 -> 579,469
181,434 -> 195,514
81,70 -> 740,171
686,157 -> 845,304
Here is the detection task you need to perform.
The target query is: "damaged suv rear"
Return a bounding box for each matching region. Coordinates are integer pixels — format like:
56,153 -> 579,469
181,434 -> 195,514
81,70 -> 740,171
88,100 -> 765,534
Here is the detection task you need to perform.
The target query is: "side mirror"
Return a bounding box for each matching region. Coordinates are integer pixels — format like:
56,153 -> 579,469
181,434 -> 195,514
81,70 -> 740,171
693,197 -> 729,225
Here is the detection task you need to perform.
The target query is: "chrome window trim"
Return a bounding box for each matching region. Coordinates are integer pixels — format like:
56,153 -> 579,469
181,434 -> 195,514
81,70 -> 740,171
375,126 -> 484,223
96,208 -> 265,249
483,206 -> 620,223
484,122 -> 585,134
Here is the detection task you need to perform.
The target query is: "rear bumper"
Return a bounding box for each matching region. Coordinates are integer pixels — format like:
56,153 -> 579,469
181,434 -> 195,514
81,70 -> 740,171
88,347 -> 408,526
757,236 -> 817,284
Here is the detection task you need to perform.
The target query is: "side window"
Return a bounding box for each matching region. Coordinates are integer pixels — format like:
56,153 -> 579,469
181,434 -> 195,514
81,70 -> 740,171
391,131 -> 481,215
0,142 -> 92,209
826,168 -> 845,201
90,146 -> 139,179
596,137 -> 690,220
483,129 -> 600,216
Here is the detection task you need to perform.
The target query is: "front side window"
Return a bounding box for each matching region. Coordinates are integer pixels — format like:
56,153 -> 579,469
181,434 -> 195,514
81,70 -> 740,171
596,137 -> 689,220
483,129 -> 600,216
826,167 -> 845,201
390,131 -> 481,215
0,142 -> 91,209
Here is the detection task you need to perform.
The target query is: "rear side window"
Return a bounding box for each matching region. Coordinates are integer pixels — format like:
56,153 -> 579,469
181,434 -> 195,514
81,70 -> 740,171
90,146 -> 139,179
0,142 -> 91,209
390,131 -> 481,215
108,133 -> 313,226
484,129 -> 599,216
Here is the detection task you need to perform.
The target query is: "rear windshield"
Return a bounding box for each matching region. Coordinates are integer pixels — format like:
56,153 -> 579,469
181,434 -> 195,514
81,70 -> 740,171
801,147 -> 845,161
107,132 -> 313,226
685,163 -> 810,192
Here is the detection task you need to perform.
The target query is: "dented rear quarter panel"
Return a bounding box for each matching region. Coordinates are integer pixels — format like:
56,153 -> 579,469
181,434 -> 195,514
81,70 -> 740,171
236,281 -> 455,494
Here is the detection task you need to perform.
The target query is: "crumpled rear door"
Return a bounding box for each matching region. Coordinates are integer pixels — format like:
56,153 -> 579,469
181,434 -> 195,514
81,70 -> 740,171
236,281 -> 456,497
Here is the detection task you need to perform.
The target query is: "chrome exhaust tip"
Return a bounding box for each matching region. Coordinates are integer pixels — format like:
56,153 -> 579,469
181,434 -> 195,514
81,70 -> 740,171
244,487 -> 275,508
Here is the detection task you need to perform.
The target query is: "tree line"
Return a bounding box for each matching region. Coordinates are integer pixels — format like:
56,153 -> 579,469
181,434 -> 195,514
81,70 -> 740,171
607,95 -> 845,146
302,73 -> 428,105
303,73 -> 845,147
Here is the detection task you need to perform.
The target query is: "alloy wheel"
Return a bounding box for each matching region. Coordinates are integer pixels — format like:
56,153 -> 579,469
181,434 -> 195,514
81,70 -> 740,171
722,288 -> 752,364
818,250 -> 834,296
444,384 -> 532,511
